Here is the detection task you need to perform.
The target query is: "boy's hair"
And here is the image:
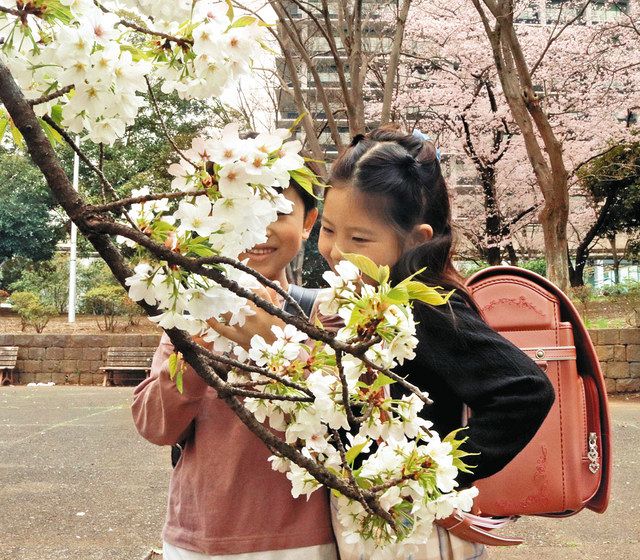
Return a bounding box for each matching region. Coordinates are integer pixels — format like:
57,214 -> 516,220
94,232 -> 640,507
238,130 -> 318,216
289,176 -> 317,216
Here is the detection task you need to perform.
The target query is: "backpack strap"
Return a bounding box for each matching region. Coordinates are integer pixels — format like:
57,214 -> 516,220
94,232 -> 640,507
285,284 -> 322,317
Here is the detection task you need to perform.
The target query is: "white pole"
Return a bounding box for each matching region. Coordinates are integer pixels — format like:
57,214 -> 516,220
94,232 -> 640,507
68,135 -> 80,323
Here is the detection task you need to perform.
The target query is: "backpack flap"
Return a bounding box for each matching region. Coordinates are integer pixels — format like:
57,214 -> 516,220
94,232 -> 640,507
466,267 -> 611,517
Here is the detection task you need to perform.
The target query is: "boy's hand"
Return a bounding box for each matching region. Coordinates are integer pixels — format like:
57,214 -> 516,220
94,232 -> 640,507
206,287 -> 286,350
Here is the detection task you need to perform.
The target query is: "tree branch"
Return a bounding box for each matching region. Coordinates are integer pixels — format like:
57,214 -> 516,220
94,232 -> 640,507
28,85 -> 73,106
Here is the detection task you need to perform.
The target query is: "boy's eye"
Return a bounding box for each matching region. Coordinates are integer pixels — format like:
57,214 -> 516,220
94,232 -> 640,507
353,237 -> 369,243
321,225 -> 334,234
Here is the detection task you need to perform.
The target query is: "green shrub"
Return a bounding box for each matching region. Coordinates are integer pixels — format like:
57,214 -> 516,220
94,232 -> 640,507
458,261 -> 490,278
569,285 -> 593,322
8,291 -> 54,332
121,296 -> 145,327
83,285 -> 128,332
519,259 -> 547,277
9,255 -> 69,313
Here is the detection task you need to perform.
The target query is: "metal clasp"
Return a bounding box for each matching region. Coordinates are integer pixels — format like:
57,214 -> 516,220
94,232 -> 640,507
588,432 -> 600,474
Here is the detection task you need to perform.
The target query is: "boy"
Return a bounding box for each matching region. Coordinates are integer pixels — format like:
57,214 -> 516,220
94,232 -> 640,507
131,181 -> 336,560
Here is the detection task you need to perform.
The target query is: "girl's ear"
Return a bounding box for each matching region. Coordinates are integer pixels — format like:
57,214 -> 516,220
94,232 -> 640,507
410,223 -> 433,247
302,208 -> 319,240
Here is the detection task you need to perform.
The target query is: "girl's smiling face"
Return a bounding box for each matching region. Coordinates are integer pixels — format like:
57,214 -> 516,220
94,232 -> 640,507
318,184 -> 403,272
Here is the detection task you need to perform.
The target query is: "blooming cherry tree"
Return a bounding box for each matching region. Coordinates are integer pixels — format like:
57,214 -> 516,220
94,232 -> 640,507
374,0 -> 639,271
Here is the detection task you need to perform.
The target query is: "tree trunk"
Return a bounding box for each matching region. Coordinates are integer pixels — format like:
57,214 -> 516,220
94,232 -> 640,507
472,0 -> 571,292
539,198 -> 570,289
609,235 -> 620,284
506,242 -> 518,265
379,0 -> 412,125
481,168 -> 502,266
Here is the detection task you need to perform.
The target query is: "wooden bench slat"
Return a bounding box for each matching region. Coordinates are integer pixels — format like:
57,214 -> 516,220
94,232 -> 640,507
101,346 -> 155,387
0,346 -> 18,385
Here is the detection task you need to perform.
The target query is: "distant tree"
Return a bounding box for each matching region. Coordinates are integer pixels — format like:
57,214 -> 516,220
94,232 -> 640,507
57,86 -> 236,203
0,150 -> 64,264
570,141 -> 640,286
381,0 -> 640,277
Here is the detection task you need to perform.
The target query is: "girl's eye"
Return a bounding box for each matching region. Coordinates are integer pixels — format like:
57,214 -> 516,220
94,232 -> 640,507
321,225 -> 334,234
353,237 -> 369,243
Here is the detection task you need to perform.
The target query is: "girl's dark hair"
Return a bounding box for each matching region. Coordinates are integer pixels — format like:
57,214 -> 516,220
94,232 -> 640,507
329,124 -> 472,306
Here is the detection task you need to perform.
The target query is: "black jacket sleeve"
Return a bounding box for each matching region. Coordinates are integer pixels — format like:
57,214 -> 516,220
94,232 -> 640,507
399,295 -> 555,488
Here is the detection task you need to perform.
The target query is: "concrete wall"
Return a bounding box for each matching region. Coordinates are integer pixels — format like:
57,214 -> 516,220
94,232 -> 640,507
0,333 -> 161,385
1,329 -> 639,392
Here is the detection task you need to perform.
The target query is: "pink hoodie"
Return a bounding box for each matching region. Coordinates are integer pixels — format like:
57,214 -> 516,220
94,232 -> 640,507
132,333 -> 335,555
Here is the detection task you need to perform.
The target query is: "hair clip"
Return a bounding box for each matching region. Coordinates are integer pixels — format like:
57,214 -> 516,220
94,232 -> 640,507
412,129 -> 441,162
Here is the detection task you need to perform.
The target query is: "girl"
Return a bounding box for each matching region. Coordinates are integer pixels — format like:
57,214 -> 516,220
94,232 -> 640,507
317,126 -> 555,559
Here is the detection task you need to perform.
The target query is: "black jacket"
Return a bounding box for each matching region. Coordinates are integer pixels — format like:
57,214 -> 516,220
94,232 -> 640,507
393,294 -> 555,488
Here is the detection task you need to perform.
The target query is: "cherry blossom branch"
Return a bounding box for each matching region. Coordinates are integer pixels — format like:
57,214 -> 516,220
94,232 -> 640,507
336,350 -> 360,428
193,345 -> 314,396
530,0 -> 593,77
225,388 -> 313,402
41,114 -> 140,230
0,63 -> 399,520
91,189 -> 210,213
144,76 -> 197,168
28,85 -> 73,106
0,5 -> 21,17
93,1 -> 194,48
77,216 -> 429,405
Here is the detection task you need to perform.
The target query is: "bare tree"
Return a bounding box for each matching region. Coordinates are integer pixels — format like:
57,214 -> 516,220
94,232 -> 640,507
267,0 -> 414,147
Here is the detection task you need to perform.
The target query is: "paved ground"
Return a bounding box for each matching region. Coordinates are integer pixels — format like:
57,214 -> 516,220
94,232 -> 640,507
0,387 -> 638,560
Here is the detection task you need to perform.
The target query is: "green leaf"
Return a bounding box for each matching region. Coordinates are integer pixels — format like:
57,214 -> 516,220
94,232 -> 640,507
229,15 -> 256,28
405,281 -> 453,306
189,244 -> 215,257
9,121 -> 24,148
369,372 -> 395,393
175,367 -> 184,394
341,252 -> 385,284
50,104 -> 63,125
385,285 -> 409,303
39,118 -> 62,145
225,0 -> 234,20
168,352 -> 178,381
345,440 -> 370,465
289,167 -> 320,198
0,113 -> 8,142
288,112 -> 307,134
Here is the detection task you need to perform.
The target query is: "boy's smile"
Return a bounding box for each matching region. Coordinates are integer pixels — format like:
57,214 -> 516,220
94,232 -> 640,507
239,187 -> 317,288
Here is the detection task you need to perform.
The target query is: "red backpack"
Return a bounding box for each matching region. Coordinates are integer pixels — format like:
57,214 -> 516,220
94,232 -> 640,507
442,266 -> 612,546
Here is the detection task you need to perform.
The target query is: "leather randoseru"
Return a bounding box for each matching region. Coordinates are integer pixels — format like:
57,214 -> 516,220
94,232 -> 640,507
465,266 -> 612,518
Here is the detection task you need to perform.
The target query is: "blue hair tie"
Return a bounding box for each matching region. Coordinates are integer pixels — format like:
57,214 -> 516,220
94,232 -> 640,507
412,129 -> 441,162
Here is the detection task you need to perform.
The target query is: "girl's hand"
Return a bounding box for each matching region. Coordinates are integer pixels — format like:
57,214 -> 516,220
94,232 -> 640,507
206,287 -> 286,349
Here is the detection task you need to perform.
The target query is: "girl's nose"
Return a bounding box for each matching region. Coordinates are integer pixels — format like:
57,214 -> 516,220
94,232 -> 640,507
329,242 -> 342,265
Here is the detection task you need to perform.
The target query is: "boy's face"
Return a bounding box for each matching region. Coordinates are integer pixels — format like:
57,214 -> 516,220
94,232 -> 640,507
239,187 -> 318,286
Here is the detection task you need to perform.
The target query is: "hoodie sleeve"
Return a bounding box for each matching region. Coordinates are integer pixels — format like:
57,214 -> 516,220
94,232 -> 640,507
131,333 -> 210,446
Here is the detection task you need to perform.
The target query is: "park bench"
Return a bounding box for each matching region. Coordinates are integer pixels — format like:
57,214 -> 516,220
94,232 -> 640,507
0,346 -> 19,386
100,347 -> 154,387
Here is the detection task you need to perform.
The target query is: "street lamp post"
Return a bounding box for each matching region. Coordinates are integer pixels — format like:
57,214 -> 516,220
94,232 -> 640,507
67,136 -> 80,323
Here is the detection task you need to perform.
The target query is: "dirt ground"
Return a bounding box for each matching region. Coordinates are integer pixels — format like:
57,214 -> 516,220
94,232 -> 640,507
0,313 -> 161,335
